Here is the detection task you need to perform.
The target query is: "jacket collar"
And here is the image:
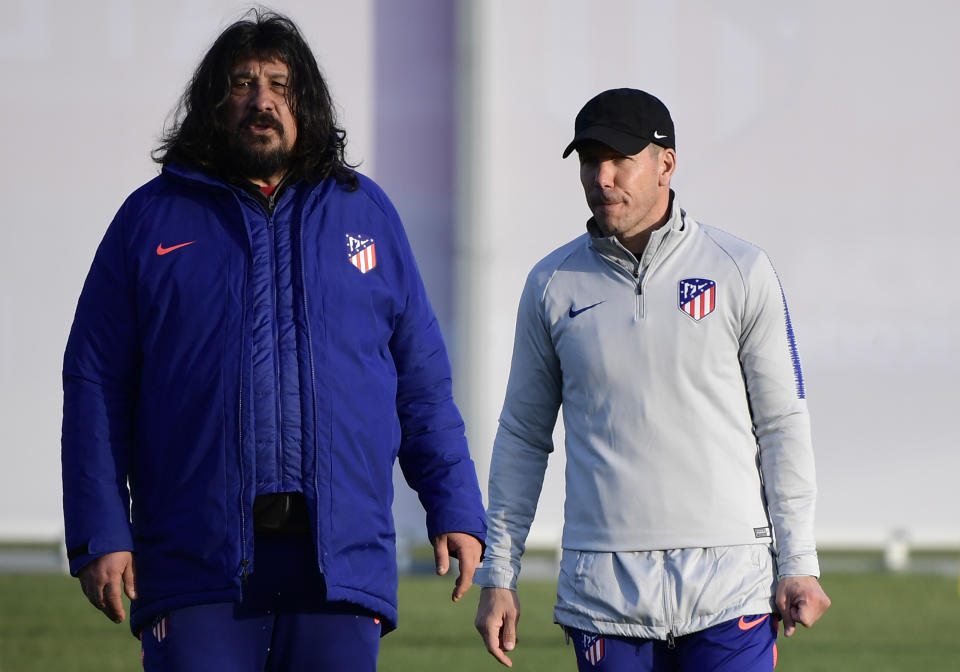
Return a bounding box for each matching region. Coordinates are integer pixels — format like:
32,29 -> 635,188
161,162 -> 313,211
588,189 -> 686,273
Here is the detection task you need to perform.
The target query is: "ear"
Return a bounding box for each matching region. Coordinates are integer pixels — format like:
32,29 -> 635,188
658,148 -> 677,187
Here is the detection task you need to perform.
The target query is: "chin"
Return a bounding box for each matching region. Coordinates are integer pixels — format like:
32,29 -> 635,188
593,218 -> 615,237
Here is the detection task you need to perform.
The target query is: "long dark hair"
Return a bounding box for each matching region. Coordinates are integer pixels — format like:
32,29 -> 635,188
153,9 -> 357,188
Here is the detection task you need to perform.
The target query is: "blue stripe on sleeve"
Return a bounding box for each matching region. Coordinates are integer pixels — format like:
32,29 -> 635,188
775,274 -> 806,400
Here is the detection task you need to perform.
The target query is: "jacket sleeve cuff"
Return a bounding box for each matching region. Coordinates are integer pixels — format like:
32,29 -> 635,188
473,562 -> 518,591
777,552 -> 820,578
64,533 -> 134,576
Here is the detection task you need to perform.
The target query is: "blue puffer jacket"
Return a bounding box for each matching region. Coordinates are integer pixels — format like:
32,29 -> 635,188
61,163 -> 486,634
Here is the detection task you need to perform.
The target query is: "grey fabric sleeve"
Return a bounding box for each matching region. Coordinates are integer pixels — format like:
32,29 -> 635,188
739,252 -> 820,578
474,269 -> 562,590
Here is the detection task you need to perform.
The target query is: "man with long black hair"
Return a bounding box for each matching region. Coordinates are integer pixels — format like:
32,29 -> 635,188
61,10 -> 485,671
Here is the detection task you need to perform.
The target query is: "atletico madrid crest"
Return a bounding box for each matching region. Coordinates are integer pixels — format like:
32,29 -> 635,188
678,277 -> 716,321
346,233 -> 377,273
582,633 -> 605,666
151,615 -> 168,643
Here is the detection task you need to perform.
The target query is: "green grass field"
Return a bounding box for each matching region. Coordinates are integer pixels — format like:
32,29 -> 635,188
1,568 -> 958,671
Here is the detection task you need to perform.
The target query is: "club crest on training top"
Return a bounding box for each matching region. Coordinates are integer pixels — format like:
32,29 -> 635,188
678,278 -> 716,320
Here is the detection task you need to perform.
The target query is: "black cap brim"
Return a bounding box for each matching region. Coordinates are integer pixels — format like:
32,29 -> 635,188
562,125 -> 652,159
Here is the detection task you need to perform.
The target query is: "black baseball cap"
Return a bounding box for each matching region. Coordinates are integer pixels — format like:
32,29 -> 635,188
562,88 -> 675,158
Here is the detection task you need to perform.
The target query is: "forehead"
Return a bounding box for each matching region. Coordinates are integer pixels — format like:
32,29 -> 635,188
230,56 -> 290,78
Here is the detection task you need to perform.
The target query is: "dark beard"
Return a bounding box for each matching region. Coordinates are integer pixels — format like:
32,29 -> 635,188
225,113 -> 291,180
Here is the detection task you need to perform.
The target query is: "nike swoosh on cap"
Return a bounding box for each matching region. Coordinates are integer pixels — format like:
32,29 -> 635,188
156,241 -> 197,256
737,614 -> 770,631
653,131 -> 668,139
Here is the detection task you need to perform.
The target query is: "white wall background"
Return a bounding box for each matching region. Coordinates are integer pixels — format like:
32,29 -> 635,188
1,0 -> 957,550
456,0 -> 960,548
0,0 -> 375,539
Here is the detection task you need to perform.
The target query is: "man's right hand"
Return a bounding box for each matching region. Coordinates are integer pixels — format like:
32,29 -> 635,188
475,586 -> 521,667
77,551 -> 137,624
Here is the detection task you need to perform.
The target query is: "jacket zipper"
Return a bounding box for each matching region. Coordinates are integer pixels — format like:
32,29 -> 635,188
636,224 -> 682,320
236,235 -> 251,580
595,257 -> 643,322
239,188 -> 278,581
662,553 -> 676,649
633,269 -> 643,321
237,386 -> 248,579
595,221 -> 682,323
296,205 -> 324,574
264,203 -> 285,486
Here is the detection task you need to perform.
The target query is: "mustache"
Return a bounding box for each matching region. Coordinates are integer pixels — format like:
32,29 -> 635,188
239,111 -> 284,134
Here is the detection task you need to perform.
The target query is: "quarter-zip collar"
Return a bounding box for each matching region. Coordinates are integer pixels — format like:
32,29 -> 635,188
588,189 -> 686,281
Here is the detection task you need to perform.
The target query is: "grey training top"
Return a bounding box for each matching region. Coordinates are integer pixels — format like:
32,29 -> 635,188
475,195 -> 819,637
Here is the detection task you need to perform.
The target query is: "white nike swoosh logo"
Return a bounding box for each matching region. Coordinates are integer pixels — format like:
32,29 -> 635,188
653,131 -> 668,139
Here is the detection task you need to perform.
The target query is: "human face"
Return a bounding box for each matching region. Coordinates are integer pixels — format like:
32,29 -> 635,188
578,140 -> 675,253
224,56 -> 297,184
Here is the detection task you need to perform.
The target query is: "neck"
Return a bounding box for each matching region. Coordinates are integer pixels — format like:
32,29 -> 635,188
618,195 -> 672,255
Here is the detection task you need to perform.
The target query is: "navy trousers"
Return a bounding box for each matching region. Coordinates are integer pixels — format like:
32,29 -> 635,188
570,613 -> 778,671
140,533 -> 381,672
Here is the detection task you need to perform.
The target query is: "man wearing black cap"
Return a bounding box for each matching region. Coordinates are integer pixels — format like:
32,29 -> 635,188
473,89 -> 830,671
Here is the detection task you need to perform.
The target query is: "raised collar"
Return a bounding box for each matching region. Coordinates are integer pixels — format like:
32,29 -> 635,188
587,190 -> 685,273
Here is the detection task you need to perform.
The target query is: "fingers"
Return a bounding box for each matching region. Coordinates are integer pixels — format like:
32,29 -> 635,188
77,551 -> 135,624
780,598 -> 798,636
433,535 -> 450,576
122,560 -> 138,601
795,586 -> 831,628
500,613 -> 517,653
80,574 -> 103,610
80,566 -> 126,623
434,533 -> 483,601
478,616 -> 514,667
103,580 -> 127,624
451,539 -> 481,603
475,588 -> 519,667
775,582 -> 796,636
452,564 -> 475,602
776,576 -> 831,636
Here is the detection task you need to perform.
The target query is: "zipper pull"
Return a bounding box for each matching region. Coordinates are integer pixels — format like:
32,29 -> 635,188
237,558 -> 249,580
667,631 -> 676,650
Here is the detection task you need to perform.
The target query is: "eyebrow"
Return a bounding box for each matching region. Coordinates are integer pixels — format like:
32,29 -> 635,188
229,68 -> 289,80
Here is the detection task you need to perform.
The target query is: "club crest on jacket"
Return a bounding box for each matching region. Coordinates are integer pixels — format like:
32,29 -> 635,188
678,277 -> 716,320
346,233 -> 377,273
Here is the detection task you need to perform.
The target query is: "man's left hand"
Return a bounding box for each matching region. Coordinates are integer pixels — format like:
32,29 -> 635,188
432,532 -> 483,602
775,575 -> 831,636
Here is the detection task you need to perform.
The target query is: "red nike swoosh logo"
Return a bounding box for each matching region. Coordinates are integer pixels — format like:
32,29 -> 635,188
738,614 -> 770,631
156,241 -> 196,256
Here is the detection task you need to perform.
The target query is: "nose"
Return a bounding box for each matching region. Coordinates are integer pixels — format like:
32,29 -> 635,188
250,82 -> 275,112
593,159 -> 616,188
